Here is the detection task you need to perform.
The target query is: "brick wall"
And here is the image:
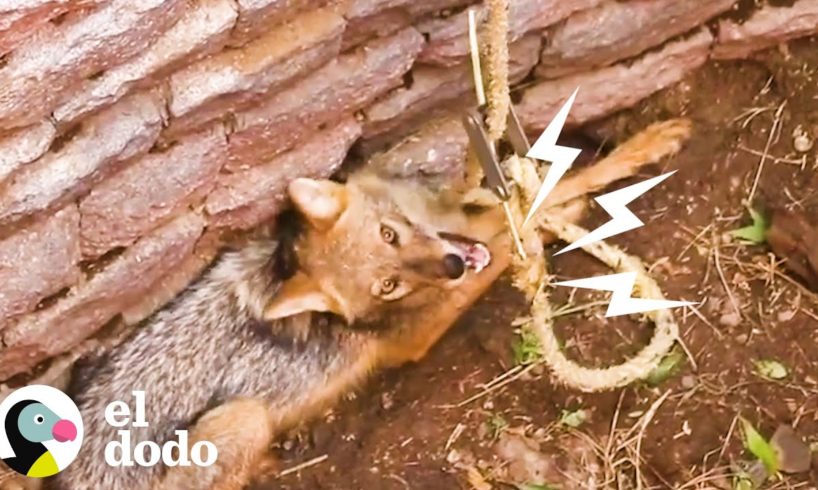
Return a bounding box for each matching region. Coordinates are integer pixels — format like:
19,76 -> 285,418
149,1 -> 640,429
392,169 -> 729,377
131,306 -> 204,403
1,0 -> 816,381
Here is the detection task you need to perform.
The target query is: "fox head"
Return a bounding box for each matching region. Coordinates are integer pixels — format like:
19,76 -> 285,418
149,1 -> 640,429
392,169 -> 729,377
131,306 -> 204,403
264,175 -> 495,326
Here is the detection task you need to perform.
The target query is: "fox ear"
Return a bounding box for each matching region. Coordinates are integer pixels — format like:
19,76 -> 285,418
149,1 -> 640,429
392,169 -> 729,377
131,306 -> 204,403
264,272 -> 346,320
288,178 -> 347,230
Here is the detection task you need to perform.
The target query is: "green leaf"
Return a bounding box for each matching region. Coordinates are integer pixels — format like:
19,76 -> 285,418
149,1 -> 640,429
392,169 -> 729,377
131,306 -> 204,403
730,208 -> 769,244
558,408 -> 587,428
487,414 -> 508,439
732,473 -> 756,490
517,484 -> 556,490
512,327 -> 543,365
740,418 -> 780,477
645,349 -> 685,386
754,359 -> 788,380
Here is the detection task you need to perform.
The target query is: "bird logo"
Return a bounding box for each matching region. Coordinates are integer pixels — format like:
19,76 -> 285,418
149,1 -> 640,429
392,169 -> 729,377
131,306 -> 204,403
0,385 -> 83,478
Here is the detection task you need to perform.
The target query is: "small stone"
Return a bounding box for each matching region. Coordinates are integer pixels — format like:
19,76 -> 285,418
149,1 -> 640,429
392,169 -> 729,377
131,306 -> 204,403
719,311 -> 742,327
381,391 -> 394,411
447,449 -> 462,464
777,309 -> 797,322
771,425 -> 812,474
793,126 -> 813,153
681,375 -> 696,389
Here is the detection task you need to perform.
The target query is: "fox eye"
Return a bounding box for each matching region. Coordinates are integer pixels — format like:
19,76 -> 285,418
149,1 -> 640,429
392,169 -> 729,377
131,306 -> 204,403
34,414 -> 44,425
380,224 -> 398,245
380,278 -> 397,294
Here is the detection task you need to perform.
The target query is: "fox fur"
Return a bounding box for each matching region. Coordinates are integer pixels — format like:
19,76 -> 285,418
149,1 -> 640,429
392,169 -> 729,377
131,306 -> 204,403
52,173 -> 506,490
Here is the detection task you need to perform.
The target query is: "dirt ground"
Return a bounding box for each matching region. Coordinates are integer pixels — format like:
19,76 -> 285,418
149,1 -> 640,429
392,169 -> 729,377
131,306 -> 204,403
263,38 -> 818,489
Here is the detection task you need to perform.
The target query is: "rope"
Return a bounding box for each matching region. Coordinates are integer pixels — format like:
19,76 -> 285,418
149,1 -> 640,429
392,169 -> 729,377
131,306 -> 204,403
476,0 -> 680,391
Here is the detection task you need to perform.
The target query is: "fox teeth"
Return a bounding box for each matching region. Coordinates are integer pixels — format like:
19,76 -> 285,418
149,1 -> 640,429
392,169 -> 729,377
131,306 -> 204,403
465,243 -> 491,273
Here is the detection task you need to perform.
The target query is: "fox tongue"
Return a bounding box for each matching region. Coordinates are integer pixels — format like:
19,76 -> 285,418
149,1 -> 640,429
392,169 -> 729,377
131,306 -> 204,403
462,242 -> 491,272
438,232 -> 492,273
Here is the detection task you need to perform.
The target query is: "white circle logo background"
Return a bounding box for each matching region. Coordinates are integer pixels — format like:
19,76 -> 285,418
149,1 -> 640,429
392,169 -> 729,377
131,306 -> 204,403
0,385 -> 84,472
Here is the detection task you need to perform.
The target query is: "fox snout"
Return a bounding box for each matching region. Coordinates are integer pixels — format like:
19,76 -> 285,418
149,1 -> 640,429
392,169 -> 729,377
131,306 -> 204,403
442,254 -> 466,279
438,232 -> 492,277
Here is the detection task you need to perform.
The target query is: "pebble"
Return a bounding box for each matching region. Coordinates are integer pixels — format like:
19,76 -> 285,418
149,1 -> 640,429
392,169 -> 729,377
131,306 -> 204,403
719,311 -> 741,327
381,391 -> 394,411
793,126 -> 813,152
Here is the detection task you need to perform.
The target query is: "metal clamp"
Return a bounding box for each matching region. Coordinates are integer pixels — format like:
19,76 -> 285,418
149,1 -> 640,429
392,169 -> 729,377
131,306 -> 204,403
461,105 -> 532,258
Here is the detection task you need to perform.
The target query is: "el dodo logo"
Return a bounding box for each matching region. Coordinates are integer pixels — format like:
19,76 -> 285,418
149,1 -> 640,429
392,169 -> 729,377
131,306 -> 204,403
0,385 -> 83,478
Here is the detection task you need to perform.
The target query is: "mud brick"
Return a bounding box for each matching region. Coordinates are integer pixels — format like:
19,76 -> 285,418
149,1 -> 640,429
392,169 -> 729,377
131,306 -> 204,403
537,0 -> 735,78
714,0 -> 818,60
0,213 -> 204,380
0,121 -> 56,185
367,115 -> 468,180
226,27 -> 422,171
0,0 -> 98,55
0,90 -> 166,234
517,29 -> 713,132
417,0 -> 603,66
53,0 -> 237,126
207,117 -> 360,230
165,8 -> 345,139
363,35 -> 540,141
231,0 -> 328,46
0,0 -> 185,131
341,8 -> 411,51
343,0 -> 473,18
121,230 -> 222,325
342,0 -> 406,18
403,0 -> 474,16
0,206 -> 80,327
79,125 -> 227,258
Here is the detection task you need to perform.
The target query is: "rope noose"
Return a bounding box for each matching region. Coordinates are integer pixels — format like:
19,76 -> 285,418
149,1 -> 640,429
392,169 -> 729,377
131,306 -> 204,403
478,0 -> 680,391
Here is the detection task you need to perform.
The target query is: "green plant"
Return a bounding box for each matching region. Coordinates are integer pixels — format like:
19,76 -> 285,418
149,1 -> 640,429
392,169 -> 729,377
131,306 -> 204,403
512,327 -> 543,365
730,208 -> 768,244
740,418 -> 779,477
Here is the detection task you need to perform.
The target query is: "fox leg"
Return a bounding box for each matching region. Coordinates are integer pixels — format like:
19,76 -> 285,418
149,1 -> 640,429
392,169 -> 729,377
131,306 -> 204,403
540,118 -> 692,209
156,398 -> 275,490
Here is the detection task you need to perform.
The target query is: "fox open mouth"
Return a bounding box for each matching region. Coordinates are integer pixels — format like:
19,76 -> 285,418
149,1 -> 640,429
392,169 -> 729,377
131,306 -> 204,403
438,232 -> 492,273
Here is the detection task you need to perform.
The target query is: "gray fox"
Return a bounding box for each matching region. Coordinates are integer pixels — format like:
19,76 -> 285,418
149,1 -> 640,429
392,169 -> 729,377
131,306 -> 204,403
52,173 -> 505,490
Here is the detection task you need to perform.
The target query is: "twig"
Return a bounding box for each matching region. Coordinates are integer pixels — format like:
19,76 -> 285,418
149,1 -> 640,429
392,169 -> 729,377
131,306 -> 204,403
467,10 -> 486,107
747,100 -> 786,204
445,423 -> 466,450
684,300 -> 723,339
712,230 -> 741,318
635,390 -> 672,490
456,363 -> 540,407
277,454 -> 328,478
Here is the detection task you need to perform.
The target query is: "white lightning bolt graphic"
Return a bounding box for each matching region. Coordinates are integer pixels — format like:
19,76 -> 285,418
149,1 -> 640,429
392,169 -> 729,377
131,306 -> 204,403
555,272 -> 696,317
555,171 -> 675,256
522,87 -> 582,227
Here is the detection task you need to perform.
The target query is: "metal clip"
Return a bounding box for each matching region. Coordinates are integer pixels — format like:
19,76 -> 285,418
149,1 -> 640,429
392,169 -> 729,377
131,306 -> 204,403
462,105 -> 531,203
505,105 -> 530,157
462,108 -> 510,201
461,105 -> 531,259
